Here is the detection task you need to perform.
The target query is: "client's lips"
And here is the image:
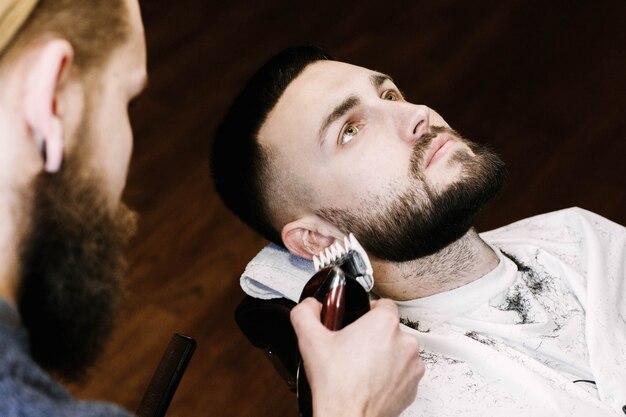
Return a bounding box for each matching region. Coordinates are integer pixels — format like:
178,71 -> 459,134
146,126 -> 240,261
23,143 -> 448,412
423,134 -> 452,169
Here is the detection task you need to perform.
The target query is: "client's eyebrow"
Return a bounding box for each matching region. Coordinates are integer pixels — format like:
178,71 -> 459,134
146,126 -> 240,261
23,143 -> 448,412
370,72 -> 394,88
318,95 -> 360,147
317,72 -> 394,147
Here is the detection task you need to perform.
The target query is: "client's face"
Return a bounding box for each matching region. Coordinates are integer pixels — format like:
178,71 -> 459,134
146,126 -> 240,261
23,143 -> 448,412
17,119 -> 137,381
259,61 -> 505,262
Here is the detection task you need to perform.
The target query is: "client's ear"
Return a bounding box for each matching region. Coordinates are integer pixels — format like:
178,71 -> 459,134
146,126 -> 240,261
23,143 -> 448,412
282,216 -> 343,260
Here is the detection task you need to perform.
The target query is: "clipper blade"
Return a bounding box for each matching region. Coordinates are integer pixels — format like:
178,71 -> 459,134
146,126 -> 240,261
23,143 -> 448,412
312,233 -> 374,291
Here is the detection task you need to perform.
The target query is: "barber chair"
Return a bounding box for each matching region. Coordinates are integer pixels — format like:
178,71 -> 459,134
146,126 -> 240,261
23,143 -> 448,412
235,295 -> 299,392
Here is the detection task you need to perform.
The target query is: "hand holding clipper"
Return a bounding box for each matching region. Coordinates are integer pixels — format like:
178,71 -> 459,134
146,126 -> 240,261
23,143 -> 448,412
296,234 -> 375,417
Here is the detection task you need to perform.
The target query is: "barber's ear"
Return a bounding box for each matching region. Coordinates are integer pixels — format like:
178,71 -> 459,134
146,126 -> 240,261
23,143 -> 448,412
282,217 -> 342,260
22,39 -> 75,173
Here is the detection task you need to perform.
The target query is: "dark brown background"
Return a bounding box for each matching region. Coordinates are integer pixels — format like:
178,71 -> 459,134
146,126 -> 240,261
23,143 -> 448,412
68,1 -> 626,416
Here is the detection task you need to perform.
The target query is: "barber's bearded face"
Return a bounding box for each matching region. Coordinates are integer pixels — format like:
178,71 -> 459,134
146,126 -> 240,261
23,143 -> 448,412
17,124 -> 137,381
317,126 -> 505,262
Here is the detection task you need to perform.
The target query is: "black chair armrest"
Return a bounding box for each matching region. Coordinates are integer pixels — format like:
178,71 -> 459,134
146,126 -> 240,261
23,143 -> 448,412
234,295 -> 298,392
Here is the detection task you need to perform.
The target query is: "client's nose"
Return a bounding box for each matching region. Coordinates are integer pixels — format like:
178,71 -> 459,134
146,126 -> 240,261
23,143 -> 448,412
403,104 -> 430,145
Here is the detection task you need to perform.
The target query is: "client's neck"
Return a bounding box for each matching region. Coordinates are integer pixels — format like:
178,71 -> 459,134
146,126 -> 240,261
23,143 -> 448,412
371,228 -> 499,301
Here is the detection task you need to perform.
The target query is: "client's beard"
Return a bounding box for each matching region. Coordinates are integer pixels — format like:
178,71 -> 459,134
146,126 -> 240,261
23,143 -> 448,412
17,154 -> 137,381
317,126 -> 506,262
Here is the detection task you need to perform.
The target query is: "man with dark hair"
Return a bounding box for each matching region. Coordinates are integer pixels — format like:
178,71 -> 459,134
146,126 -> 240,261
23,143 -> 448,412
211,46 -> 626,416
0,3 -> 422,417
212,47 -> 333,245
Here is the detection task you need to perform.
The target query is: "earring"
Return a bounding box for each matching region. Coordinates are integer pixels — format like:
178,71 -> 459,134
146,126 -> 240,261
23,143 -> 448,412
34,131 -> 47,163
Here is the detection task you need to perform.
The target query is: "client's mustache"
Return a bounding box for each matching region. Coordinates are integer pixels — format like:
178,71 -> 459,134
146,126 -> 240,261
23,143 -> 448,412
417,125 -> 461,149
409,125 -> 462,175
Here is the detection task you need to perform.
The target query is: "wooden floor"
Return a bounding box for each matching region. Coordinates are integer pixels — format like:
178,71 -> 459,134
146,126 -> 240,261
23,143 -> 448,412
68,1 -> 626,416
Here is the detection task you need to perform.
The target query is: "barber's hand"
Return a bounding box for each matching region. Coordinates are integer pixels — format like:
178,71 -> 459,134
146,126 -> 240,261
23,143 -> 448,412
290,297 -> 424,417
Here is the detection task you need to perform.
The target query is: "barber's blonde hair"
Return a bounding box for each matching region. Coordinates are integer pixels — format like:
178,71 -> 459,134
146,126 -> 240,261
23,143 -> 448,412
0,0 -> 129,74
0,0 -> 39,54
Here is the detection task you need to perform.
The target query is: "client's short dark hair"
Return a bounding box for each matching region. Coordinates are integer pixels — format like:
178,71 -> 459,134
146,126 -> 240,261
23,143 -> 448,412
211,46 -> 332,244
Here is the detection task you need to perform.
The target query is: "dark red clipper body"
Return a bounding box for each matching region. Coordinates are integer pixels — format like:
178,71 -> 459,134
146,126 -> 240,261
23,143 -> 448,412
319,269 -> 346,330
296,261 -> 372,417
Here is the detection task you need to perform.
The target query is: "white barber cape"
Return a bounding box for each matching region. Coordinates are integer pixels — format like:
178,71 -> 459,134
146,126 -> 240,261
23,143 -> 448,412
239,208 -> 626,416
396,208 -> 625,416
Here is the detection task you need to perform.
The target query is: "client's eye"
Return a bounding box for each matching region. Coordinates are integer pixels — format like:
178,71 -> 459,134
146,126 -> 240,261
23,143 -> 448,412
339,124 -> 359,145
382,90 -> 399,101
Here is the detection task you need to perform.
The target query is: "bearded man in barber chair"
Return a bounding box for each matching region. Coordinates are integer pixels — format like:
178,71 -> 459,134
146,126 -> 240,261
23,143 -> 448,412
211,46 -> 626,417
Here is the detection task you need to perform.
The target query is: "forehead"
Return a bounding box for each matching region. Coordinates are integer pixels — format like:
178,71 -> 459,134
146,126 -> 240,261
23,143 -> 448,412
259,60 -> 376,150
289,60 -> 376,97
